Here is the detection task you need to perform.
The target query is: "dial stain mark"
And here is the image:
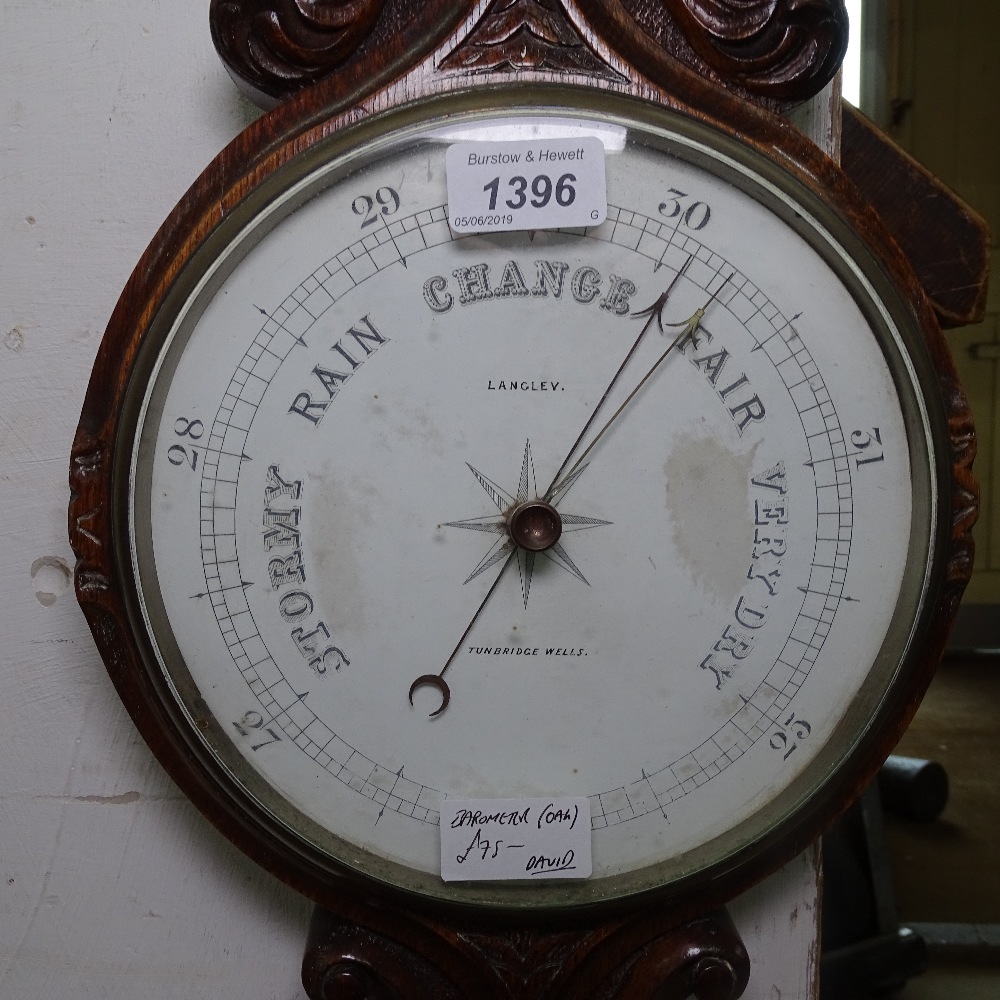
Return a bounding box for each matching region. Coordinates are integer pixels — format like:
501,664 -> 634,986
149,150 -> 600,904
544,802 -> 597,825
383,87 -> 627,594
665,435 -> 755,605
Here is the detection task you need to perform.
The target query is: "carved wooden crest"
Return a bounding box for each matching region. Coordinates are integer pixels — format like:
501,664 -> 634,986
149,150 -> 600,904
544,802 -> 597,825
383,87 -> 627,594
210,0 -> 849,109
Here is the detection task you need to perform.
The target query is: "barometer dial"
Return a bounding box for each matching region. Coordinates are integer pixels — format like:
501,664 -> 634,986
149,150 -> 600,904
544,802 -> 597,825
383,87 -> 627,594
79,88 -> 951,912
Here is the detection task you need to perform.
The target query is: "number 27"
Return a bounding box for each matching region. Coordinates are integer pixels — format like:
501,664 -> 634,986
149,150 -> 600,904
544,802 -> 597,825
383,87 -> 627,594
851,427 -> 885,467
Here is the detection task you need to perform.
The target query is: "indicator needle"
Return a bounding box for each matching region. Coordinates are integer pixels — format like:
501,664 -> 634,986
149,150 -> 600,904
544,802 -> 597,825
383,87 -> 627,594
409,551 -> 516,718
544,256 -> 693,501
412,263 -> 730,720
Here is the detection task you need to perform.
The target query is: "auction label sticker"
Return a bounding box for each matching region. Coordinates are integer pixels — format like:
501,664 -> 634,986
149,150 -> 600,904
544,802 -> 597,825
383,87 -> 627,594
440,797 -> 592,882
446,137 -> 607,233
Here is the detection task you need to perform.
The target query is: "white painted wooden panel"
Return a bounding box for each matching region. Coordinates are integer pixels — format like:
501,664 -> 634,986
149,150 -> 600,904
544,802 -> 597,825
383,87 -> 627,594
0,3 -> 819,996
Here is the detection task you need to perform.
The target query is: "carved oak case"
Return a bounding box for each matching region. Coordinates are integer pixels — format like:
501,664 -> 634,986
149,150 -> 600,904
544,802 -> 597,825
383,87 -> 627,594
71,2 -> 984,998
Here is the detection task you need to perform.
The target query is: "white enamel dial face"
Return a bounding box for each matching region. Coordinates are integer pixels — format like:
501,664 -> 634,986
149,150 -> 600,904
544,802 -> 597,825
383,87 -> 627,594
128,96 -> 939,908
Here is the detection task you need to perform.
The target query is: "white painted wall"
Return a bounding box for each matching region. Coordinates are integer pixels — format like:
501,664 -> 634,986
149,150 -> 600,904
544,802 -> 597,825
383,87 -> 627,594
0,3 -> 818,996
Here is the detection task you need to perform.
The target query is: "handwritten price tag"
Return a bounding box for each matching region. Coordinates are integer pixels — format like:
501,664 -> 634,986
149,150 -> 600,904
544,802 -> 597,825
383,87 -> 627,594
439,797 -> 592,882
446,137 -> 607,234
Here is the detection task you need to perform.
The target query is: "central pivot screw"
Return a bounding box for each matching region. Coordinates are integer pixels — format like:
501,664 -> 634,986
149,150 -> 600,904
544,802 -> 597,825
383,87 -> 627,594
508,499 -> 563,552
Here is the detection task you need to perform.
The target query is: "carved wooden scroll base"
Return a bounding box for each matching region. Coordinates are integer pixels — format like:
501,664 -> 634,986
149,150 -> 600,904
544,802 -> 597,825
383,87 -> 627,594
301,902 -> 751,1000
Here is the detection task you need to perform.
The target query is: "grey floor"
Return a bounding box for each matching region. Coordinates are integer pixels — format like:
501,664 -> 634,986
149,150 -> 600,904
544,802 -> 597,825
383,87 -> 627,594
898,964 -> 999,998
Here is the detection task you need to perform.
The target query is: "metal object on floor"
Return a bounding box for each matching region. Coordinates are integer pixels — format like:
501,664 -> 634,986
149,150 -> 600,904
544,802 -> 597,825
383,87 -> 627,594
820,753 -> 953,999
908,923 -> 1000,964
822,927 -> 927,998
878,755 -> 949,824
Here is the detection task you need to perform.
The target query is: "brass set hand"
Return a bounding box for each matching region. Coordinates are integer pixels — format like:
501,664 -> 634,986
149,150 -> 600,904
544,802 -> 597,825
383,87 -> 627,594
546,255 -> 713,502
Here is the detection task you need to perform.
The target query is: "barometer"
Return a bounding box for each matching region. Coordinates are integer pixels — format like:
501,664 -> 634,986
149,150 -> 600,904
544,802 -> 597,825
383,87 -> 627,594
70,2 -> 979,995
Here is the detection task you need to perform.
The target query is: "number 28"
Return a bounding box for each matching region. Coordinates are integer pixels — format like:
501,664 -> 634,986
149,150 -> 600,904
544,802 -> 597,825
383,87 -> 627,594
167,417 -> 204,471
